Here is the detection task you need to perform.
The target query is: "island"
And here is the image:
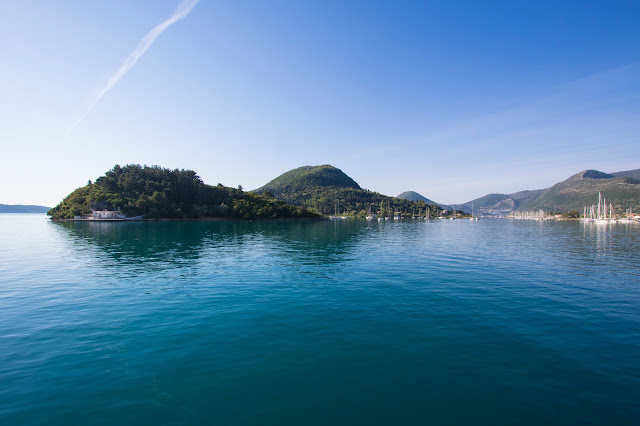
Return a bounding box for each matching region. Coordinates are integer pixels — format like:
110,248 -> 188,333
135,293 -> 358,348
48,165 -> 322,220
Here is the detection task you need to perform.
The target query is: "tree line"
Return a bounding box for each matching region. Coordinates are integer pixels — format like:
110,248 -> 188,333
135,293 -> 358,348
257,186 -> 443,217
48,164 -> 321,220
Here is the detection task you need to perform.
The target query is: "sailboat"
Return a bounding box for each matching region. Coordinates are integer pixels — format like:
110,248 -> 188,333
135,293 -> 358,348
618,208 -> 631,224
366,204 -> 376,221
469,203 -> 479,221
609,203 -> 617,224
330,201 -> 347,220
594,193 -> 610,224
581,205 -> 594,223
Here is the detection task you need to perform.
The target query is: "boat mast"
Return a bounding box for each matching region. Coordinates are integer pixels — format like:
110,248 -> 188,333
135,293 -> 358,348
598,192 -> 602,219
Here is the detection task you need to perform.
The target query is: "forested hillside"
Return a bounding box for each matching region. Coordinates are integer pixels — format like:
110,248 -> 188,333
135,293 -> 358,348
255,165 -> 442,217
455,169 -> 640,213
48,165 -> 321,220
518,170 -> 640,212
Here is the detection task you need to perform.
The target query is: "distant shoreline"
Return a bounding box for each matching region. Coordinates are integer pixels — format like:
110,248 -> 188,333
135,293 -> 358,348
0,205 -> 50,214
0,212 -> 48,214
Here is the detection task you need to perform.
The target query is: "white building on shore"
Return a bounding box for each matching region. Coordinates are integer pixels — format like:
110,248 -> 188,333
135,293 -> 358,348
92,209 -> 126,219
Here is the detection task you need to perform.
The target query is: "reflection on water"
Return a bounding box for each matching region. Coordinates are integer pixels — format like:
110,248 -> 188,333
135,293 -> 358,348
47,218 -> 640,291
49,219 -> 377,286
2,215 -> 640,425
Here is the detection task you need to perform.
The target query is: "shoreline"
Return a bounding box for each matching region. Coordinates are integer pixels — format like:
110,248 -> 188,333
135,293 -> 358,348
49,216 -> 328,222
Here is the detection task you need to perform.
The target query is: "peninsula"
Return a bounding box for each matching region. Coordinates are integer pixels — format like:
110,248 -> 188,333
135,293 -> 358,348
48,165 -> 321,220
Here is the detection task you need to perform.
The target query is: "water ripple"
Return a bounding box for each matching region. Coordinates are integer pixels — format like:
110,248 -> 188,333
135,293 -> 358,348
0,215 -> 639,424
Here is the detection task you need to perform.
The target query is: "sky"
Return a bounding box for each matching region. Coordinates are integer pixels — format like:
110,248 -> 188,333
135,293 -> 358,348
1,0 -> 639,207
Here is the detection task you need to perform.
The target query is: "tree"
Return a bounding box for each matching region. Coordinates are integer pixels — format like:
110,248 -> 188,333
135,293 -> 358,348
48,164 -> 321,220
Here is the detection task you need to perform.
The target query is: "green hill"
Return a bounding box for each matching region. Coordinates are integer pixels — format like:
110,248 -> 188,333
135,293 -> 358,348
48,164 -> 321,220
255,165 -> 442,217
516,170 -> 640,212
256,165 -> 360,194
455,167 -> 640,214
397,191 -> 438,205
0,204 -> 51,213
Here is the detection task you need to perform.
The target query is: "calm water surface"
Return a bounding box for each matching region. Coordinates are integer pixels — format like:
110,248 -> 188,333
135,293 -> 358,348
1,214 -> 639,425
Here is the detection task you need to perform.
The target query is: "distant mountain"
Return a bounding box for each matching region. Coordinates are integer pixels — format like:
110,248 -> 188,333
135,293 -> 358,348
453,193 -> 512,212
0,204 -> 50,213
510,189 -> 546,205
255,165 -> 442,217
611,168 -> 640,180
454,189 -> 545,213
516,170 -> 640,212
396,191 -> 438,205
456,168 -> 640,213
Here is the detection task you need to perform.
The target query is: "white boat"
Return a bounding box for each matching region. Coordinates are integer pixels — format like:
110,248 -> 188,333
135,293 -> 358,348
330,200 -> 347,219
594,193 -> 610,224
470,203 -> 479,221
366,204 -> 376,221
618,208 -> 634,223
581,205 -> 594,223
608,203 -> 617,223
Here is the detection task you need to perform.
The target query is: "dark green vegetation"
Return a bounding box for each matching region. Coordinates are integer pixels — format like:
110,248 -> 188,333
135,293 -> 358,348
257,165 -> 361,194
48,165 -> 321,220
0,204 -> 51,213
254,165 -> 442,217
456,169 -> 640,213
396,191 -> 439,205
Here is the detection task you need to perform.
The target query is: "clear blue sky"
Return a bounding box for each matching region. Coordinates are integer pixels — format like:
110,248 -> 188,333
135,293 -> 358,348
2,0 -> 639,206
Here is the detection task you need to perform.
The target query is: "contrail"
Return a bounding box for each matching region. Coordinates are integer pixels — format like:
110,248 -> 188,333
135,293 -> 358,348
66,0 -> 199,136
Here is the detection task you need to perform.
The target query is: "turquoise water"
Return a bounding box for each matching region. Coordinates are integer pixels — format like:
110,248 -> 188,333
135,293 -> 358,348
1,214 -> 639,425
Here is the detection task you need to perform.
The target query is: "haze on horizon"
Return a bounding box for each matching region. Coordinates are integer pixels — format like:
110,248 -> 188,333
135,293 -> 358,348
1,0 -> 639,207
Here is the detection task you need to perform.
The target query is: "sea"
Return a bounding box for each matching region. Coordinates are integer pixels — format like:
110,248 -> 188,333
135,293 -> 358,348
1,214 -> 639,425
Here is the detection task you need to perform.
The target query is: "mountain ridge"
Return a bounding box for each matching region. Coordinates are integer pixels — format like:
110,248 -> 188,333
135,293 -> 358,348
611,168 -> 640,180
455,168 -> 640,213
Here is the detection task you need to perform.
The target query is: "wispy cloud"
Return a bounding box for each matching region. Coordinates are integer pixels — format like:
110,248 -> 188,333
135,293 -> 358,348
66,0 -> 199,136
